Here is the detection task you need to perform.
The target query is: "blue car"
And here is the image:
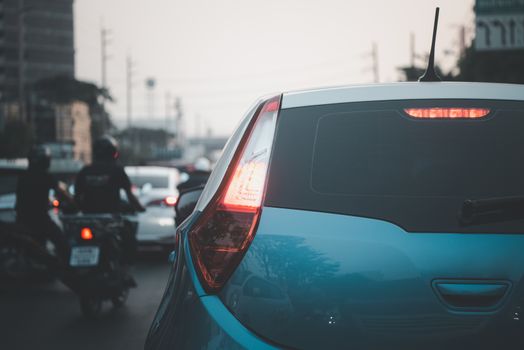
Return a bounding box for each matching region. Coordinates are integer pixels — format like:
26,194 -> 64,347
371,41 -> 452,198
146,82 -> 524,349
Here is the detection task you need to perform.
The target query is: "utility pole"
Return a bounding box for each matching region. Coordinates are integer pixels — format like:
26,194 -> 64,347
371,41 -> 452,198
17,0 -> 26,122
371,42 -> 380,83
126,55 -> 135,129
145,78 -> 156,119
101,26 -> 111,90
100,25 -> 111,131
195,114 -> 201,139
458,25 -> 466,58
165,91 -> 171,132
174,97 -> 184,146
164,91 -> 171,149
410,32 -> 416,67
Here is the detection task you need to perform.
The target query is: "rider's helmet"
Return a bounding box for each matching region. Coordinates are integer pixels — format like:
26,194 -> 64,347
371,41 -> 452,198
28,145 -> 51,172
193,157 -> 211,172
93,135 -> 119,162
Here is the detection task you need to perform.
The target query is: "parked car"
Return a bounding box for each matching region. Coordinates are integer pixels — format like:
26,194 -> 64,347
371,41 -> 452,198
145,82 -> 524,350
125,166 -> 180,251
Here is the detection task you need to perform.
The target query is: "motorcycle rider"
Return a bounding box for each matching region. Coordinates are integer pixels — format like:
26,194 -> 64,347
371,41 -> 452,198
177,157 -> 212,193
74,136 -> 145,264
15,145 -> 74,261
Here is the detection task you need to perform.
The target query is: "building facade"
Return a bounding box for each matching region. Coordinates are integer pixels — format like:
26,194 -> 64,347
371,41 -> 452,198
0,0 -> 75,105
55,101 -> 92,164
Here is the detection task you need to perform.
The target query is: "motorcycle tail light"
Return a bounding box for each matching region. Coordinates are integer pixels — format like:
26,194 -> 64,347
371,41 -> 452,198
80,227 -> 93,240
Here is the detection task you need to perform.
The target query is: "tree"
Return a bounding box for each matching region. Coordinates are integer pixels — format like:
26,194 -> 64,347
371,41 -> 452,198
33,76 -> 114,140
116,127 -> 175,165
33,76 -> 112,105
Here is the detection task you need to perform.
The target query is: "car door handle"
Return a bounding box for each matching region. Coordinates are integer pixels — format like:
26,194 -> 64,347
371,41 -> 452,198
433,281 -> 510,310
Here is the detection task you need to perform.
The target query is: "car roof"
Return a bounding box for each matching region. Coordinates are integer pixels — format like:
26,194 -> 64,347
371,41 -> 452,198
281,82 -> 524,109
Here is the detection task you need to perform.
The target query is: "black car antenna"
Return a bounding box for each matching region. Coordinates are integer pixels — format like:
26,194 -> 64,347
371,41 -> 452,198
418,7 -> 441,82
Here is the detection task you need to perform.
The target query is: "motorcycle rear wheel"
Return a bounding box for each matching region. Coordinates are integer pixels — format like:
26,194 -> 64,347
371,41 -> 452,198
111,287 -> 129,308
79,296 -> 103,319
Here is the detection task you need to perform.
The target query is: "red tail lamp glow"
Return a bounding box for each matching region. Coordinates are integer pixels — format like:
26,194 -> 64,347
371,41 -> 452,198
188,95 -> 280,292
80,227 -> 93,240
165,196 -> 177,206
404,108 -> 490,119
222,161 -> 268,212
261,100 -> 280,113
52,199 -> 60,207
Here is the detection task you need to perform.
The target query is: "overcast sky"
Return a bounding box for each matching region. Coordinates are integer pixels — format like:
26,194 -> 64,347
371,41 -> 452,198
74,0 -> 475,137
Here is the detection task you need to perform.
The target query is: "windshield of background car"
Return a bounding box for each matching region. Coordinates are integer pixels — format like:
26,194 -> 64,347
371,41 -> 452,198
265,99 -> 524,233
129,175 -> 169,189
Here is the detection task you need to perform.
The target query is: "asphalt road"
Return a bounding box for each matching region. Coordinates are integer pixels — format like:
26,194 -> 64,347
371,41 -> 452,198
0,255 -> 171,350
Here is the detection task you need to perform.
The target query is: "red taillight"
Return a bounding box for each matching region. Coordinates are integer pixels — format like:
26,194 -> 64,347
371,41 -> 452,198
80,227 -> 93,240
404,108 -> 490,119
222,161 -> 268,212
188,95 -> 280,293
165,196 -> 177,206
52,199 -> 60,208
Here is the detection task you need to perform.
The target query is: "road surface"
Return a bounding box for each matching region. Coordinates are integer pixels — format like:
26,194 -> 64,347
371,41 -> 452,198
0,255 -> 171,350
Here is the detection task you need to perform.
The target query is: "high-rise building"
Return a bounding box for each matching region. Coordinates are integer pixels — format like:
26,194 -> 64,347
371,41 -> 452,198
0,0 -> 75,105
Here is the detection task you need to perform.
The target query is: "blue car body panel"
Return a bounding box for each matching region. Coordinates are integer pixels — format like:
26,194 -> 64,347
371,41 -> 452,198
145,87 -> 524,349
145,213 -> 279,350
218,207 -> 524,349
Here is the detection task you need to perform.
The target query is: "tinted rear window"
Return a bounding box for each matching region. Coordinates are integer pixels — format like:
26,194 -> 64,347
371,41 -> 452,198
265,99 -> 524,233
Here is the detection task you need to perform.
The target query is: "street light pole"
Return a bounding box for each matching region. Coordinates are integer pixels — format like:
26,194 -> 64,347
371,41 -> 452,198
126,55 -> 135,129
100,25 -> 111,131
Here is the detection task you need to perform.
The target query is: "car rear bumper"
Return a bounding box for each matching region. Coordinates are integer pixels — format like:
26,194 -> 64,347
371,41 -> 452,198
137,239 -> 174,253
145,235 -> 279,350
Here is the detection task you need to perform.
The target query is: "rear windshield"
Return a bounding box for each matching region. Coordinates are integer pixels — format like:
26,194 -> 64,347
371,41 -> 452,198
129,175 -> 169,189
265,99 -> 524,233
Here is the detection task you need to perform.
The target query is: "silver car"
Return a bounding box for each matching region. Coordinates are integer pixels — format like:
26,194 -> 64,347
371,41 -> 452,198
125,166 -> 180,251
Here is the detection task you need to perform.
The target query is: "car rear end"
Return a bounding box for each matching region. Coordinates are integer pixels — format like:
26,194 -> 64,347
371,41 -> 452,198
146,83 -> 524,350
125,166 -> 179,251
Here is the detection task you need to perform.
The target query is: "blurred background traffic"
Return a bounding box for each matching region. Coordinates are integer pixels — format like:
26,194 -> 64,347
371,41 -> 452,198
1,0 -> 523,194
1,0 -> 524,349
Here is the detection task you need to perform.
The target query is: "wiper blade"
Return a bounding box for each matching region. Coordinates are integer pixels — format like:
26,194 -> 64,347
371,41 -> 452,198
460,196 -> 524,226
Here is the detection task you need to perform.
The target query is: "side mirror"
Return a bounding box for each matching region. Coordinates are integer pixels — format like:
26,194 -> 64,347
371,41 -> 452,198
175,185 -> 204,227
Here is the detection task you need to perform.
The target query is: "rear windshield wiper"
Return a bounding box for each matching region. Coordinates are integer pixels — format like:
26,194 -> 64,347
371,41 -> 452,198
460,196 -> 524,226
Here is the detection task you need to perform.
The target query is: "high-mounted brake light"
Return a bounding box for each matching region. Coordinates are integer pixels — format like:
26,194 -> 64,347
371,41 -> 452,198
188,95 -> 281,293
404,108 -> 490,119
80,227 -> 93,240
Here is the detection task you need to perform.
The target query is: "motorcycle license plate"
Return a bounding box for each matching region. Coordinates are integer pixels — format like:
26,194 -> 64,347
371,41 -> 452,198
70,246 -> 100,267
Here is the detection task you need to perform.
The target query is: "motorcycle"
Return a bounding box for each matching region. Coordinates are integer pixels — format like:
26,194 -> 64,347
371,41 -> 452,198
60,211 -> 138,318
0,220 -> 61,284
